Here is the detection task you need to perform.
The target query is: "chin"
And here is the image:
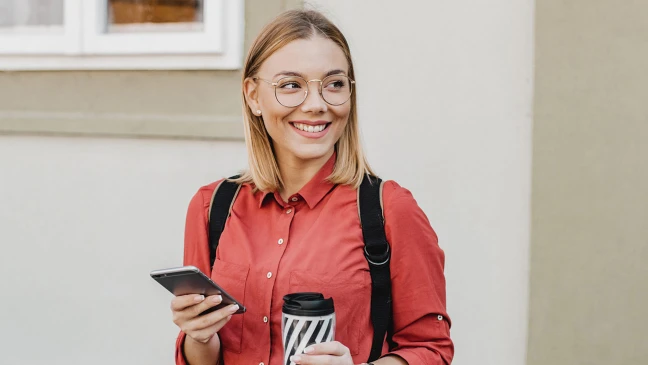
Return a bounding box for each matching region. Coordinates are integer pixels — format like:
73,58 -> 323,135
289,145 -> 334,161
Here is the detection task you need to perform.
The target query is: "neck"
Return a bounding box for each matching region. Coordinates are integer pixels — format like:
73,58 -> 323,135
276,150 -> 334,201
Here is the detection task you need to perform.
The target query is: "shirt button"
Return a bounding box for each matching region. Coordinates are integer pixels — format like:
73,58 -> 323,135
263,316 -> 268,323
267,272 -> 272,278
291,196 -> 298,202
260,363 -> 265,365
278,238 -> 284,245
286,208 -> 292,214
437,315 -> 443,321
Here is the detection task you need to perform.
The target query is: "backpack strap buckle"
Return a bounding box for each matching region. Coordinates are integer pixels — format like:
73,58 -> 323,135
364,244 -> 390,266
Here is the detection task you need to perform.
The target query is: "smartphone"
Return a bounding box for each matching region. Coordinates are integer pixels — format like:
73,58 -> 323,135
150,265 -> 246,315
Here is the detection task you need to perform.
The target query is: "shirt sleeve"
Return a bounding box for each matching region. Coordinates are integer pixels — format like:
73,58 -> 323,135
382,181 -> 454,365
175,184 -> 219,365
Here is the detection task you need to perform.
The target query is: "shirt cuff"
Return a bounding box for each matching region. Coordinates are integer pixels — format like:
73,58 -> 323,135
386,347 -> 448,365
175,331 -> 189,365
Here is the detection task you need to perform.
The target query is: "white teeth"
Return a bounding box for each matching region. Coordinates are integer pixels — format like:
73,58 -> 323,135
293,123 -> 327,133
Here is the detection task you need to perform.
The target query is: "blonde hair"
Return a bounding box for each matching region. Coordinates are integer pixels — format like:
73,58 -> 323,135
235,9 -> 374,192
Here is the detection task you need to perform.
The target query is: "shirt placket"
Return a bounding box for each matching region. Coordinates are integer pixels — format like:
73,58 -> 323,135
260,195 -> 299,365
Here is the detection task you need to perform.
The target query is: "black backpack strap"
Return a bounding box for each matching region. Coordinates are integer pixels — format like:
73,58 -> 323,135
358,174 -> 394,362
208,175 -> 241,271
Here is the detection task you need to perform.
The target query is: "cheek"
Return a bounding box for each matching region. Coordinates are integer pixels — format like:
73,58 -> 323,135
333,108 -> 351,132
258,98 -> 272,113
259,98 -> 289,130
261,110 -> 290,140
262,118 -> 283,142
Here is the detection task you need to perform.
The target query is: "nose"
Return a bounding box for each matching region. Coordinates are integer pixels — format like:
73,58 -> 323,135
300,80 -> 328,114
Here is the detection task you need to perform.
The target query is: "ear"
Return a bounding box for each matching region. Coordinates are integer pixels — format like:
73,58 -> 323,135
243,77 -> 261,114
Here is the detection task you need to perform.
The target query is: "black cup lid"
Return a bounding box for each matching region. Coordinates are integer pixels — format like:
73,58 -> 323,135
282,292 -> 335,316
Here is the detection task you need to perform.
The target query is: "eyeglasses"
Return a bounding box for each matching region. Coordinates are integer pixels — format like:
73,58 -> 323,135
253,74 -> 355,107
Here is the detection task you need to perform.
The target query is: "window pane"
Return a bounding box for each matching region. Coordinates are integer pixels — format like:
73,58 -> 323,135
0,0 -> 64,31
107,0 -> 204,33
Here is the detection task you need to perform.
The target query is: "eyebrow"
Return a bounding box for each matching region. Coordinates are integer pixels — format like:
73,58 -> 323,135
273,69 -> 347,79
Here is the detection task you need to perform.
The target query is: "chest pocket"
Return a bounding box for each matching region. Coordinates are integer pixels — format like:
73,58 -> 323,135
289,269 -> 371,355
211,258 -> 249,354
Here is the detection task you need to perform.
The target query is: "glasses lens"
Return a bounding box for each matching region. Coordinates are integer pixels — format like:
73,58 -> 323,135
321,75 -> 352,105
274,76 -> 308,107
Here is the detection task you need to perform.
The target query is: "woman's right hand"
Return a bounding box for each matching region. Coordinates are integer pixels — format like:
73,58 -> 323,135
171,294 -> 239,344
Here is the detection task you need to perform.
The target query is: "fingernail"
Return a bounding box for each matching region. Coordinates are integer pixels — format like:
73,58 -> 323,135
304,346 -> 314,353
194,295 -> 205,302
290,355 -> 301,362
212,295 -> 222,303
229,304 -> 239,312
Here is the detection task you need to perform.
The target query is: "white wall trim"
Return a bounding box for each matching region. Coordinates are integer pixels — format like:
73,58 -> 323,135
0,53 -> 243,71
0,110 -> 244,140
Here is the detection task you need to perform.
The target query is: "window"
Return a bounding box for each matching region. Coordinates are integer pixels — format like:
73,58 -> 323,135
0,0 -> 245,70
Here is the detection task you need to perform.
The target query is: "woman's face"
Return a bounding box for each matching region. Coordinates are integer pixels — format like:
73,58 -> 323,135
245,36 -> 352,167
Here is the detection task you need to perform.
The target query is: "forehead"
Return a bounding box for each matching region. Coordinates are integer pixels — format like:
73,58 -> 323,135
259,36 -> 349,78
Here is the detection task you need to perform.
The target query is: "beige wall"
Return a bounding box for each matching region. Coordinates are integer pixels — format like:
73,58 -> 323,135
0,0 -> 302,140
314,1 -> 534,364
529,1 -> 648,364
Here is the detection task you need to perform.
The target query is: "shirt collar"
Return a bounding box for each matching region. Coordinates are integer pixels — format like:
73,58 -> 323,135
258,153 -> 337,209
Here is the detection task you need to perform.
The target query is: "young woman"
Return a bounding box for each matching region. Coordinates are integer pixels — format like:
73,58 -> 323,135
170,9 -> 453,365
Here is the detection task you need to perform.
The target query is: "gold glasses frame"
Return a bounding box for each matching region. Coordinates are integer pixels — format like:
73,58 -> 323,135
253,74 -> 356,107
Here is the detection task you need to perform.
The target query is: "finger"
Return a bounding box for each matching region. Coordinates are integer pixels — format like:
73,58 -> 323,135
170,294 -> 207,311
186,295 -> 224,317
173,296 -> 228,329
303,341 -> 348,356
184,304 -> 239,332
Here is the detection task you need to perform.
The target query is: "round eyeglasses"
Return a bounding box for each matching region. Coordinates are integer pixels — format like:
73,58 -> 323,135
253,74 -> 355,107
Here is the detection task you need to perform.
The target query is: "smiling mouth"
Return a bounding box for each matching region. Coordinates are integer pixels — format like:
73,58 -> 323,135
290,122 -> 331,133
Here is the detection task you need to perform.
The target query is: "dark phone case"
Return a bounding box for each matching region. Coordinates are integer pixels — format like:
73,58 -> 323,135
151,266 -> 246,315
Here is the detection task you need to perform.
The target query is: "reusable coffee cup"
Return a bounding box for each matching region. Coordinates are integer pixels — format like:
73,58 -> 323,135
282,292 -> 336,365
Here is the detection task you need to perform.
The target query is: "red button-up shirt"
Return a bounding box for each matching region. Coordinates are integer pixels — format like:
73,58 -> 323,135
176,155 -> 454,364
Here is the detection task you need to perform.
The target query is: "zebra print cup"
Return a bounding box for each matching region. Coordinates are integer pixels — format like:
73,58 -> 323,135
282,292 -> 336,365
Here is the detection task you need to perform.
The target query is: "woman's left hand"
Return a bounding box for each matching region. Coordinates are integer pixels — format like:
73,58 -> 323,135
290,341 -> 356,365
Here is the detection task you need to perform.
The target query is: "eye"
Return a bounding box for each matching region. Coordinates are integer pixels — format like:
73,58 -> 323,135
279,81 -> 302,89
324,78 -> 347,91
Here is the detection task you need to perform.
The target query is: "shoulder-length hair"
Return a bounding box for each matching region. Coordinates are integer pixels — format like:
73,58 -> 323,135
235,9 -> 374,192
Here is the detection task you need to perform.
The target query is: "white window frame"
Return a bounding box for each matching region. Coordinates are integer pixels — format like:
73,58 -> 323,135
0,0 -> 245,70
0,0 -> 81,55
